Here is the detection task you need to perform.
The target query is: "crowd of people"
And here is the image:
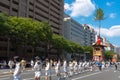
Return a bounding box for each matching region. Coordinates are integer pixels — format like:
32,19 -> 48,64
0,56 -> 118,80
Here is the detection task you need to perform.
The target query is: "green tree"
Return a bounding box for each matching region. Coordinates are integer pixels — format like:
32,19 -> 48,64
52,34 -> 67,55
0,13 -> 12,57
104,50 -> 116,60
0,13 -> 11,36
42,22 -> 53,56
6,17 -> 45,57
83,46 -> 93,54
52,34 -> 83,56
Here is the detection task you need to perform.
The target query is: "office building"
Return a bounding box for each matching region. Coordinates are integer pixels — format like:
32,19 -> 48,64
0,0 -> 64,34
0,0 -> 64,59
83,24 -> 96,46
63,13 -> 84,45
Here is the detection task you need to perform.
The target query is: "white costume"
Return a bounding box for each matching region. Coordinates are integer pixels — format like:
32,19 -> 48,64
34,61 -> 42,77
8,60 -> 14,69
63,60 -> 67,72
45,62 -> 51,76
69,61 -> 73,76
13,62 -> 22,80
79,62 -> 82,72
55,61 -> 60,74
73,61 -> 78,74
31,60 -> 34,67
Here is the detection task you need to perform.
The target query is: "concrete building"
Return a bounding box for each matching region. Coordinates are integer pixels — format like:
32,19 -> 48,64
0,0 -> 64,60
90,27 -> 96,45
83,24 -> 96,46
0,0 -> 64,34
63,14 -> 96,60
114,46 -> 120,55
102,37 -> 114,51
63,14 -> 84,45
63,14 -> 96,46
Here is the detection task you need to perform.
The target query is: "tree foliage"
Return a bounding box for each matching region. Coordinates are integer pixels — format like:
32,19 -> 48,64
52,34 -> 83,53
104,50 -> 116,60
0,12 -> 92,56
83,46 -> 93,54
0,13 -> 11,36
6,17 -> 45,46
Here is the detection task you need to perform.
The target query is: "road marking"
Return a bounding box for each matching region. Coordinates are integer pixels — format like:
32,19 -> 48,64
72,72 -> 102,80
0,77 -> 10,80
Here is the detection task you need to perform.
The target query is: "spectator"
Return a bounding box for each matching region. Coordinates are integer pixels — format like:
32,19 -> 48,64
8,59 -> 14,72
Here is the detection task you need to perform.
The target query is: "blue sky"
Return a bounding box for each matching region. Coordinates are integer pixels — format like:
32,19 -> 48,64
64,0 -> 120,47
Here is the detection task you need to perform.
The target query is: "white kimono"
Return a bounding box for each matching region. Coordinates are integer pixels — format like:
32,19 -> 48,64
45,62 -> 51,76
34,61 -> 42,77
63,61 -> 67,72
13,62 -> 22,80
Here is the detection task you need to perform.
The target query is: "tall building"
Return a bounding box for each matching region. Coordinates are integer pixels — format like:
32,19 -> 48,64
0,0 -> 64,34
114,46 -> 120,55
63,14 -> 96,46
0,0 -> 64,59
90,27 -> 96,45
63,14 -> 96,61
102,37 -> 114,51
63,13 -> 84,45
83,24 -> 96,46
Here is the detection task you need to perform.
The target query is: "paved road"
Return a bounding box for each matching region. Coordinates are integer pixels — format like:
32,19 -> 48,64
0,66 -> 120,80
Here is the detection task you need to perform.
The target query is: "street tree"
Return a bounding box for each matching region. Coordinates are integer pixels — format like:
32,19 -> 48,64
6,17 -> 45,56
104,50 -> 116,60
0,13 -> 11,36
42,22 -> 53,56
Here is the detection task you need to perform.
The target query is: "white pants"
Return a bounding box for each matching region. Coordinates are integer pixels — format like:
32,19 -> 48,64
45,70 -> 51,76
14,75 -> 21,80
35,71 -> 41,77
64,67 -> 67,72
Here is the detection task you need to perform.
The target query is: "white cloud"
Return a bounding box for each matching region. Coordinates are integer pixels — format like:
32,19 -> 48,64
106,2 -> 114,6
94,25 -> 120,37
64,0 -> 96,17
106,2 -> 112,6
64,3 -> 71,11
109,13 -> 116,18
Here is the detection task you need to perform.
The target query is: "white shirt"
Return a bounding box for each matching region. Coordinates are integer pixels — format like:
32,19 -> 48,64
55,62 -> 60,70
63,61 -> 67,68
45,62 -> 50,70
13,62 -> 22,77
34,61 -> 41,72
31,60 -> 34,66
8,60 -> 14,67
69,62 -> 73,69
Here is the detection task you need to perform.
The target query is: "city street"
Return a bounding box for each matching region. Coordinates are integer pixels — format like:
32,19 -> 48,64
0,66 -> 120,80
